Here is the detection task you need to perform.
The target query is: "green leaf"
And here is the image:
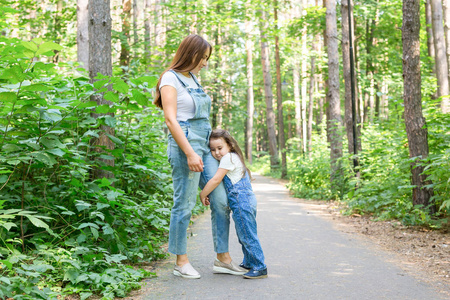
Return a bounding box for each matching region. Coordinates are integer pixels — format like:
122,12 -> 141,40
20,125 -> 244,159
36,42 -> 63,56
21,41 -> 38,52
93,79 -> 110,90
0,277 -> 11,285
0,92 -> 17,103
46,148 -> 66,157
78,101 -> 98,109
104,116 -> 117,127
134,75 -> 158,87
2,144 -> 22,153
0,222 -> 16,231
106,134 -> 123,145
104,91 -> 120,103
31,152 -> 57,166
22,84 -> 51,92
95,104 -> 110,113
91,227 -> 99,240
97,203 -> 110,210
63,268 -> 79,284
112,78 -> 129,93
131,89 -> 148,106
25,215 -> 49,229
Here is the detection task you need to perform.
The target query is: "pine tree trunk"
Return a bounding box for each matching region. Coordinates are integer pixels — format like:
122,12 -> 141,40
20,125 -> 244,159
132,0 -> 139,58
294,65 -> 302,141
77,0 -> 89,71
426,0 -> 436,74
144,0 -> 151,71
259,10 -> 279,170
245,11 -> 254,165
431,0 -> 450,112
89,0 -> 114,179
326,0 -> 343,193
402,0 -> 436,213
308,36 -> 317,154
341,0 -> 361,155
274,0 -> 287,178
301,0 -> 308,154
443,0 -> 450,80
120,0 -> 131,69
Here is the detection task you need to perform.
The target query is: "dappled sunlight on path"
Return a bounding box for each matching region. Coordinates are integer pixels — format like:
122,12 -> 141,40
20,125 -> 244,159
134,174 -> 446,300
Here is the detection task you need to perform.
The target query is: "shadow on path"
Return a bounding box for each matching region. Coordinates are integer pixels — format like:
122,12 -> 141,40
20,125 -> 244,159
136,175 -> 446,300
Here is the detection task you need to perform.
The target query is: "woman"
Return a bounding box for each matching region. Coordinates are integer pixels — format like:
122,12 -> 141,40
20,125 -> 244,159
154,34 -> 246,279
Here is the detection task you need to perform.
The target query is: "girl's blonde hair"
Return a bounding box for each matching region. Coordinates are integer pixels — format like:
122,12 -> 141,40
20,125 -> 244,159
153,34 -> 212,109
210,129 -> 252,180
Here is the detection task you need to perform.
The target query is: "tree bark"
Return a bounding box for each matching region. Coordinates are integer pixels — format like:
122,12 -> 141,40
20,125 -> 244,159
326,0 -> 343,192
77,0 -> 89,71
301,0 -> 308,154
120,0 -> 132,69
144,0 -> 151,71
294,65 -> 302,142
430,0 -> 450,112
259,10 -> 279,170
443,0 -> 450,81
308,36 -> 317,154
274,0 -> 287,178
341,0 -> 361,155
245,9 -> 254,165
132,0 -> 139,58
425,0 -> 436,74
89,0 -> 115,179
402,0 -> 436,213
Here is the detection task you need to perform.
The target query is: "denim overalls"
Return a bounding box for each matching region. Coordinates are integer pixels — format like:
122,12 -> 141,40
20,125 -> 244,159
167,70 -> 230,255
223,173 -> 266,271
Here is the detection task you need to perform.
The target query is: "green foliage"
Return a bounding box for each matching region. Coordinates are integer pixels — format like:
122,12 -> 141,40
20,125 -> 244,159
0,35 -> 192,299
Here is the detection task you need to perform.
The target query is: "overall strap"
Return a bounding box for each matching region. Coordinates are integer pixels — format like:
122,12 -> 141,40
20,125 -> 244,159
168,70 -> 188,88
189,72 -> 203,88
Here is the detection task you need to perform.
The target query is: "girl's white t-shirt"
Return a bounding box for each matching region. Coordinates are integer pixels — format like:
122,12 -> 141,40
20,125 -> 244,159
219,153 -> 245,184
159,71 -> 199,121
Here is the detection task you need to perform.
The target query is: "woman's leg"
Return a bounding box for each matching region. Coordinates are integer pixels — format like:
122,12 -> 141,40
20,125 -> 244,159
168,140 -> 201,257
200,152 -> 231,256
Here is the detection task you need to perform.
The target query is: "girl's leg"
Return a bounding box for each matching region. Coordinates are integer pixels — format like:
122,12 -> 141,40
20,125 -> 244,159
229,191 -> 266,271
200,152 -> 231,255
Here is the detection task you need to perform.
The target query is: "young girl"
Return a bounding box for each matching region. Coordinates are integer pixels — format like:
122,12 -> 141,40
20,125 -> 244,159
200,129 -> 268,279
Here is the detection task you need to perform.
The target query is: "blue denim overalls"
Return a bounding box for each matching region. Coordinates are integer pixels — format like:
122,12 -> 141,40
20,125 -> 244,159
223,172 -> 266,271
167,70 -> 230,255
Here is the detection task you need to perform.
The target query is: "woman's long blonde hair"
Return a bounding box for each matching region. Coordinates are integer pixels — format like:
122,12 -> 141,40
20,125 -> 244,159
153,34 -> 212,109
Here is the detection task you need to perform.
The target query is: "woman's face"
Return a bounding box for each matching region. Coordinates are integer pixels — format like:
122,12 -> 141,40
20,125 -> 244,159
191,48 -> 211,75
209,137 -> 230,161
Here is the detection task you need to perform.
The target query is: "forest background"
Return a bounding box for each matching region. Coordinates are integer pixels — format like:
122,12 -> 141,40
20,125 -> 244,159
0,0 -> 449,299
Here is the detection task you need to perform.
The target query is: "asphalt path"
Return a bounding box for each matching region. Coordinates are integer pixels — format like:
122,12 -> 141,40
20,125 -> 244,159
140,174 -> 447,300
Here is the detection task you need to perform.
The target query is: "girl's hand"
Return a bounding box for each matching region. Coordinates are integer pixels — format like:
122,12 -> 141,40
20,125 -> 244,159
187,152 -> 204,172
201,196 -> 210,206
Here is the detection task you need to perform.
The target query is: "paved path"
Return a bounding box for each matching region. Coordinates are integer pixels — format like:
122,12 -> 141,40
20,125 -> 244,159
140,175 -> 447,300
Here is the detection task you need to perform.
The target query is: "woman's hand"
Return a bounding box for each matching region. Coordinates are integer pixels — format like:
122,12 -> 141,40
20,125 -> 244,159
187,152 -> 204,172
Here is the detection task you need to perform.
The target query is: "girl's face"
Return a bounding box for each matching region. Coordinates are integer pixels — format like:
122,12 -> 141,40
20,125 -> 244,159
191,48 -> 211,74
209,137 -> 230,161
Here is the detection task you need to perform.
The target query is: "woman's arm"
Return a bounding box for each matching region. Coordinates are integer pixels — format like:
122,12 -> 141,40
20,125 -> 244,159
200,168 -> 229,205
161,85 -> 203,172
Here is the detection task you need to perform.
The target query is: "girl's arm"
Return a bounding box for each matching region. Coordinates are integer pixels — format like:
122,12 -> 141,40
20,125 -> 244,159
200,168 -> 229,205
161,85 -> 203,172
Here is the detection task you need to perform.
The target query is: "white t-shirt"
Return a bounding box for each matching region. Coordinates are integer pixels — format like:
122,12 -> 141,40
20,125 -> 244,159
159,71 -> 199,121
219,153 -> 245,184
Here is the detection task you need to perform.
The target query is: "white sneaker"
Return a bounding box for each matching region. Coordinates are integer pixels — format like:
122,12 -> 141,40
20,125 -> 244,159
173,263 -> 201,279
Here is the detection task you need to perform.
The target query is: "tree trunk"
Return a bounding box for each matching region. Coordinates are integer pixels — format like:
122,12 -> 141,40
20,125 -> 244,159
323,0 -> 331,143
402,0 -> 436,214
341,0 -> 361,155
274,0 -> 287,178
326,0 -> 343,193
294,65 -> 302,141
89,0 -> 115,179
301,0 -> 308,154
120,0 -> 131,69
132,0 -> 139,58
308,36 -> 317,154
77,0 -> 89,71
245,10 -> 254,165
144,0 -> 151,70
425,0 -> 436,74
443,0 -> 450,81
431,0 -> 450,112
259,10 -> 279,170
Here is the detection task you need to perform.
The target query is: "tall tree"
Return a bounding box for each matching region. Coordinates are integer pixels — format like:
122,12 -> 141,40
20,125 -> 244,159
259,9 -> 279,171
425,0 -> 436,74
341,0 -> 360,156
301,0 -> 308,154
89,0 -> 115,179
144,0 -> 151,70
245,7 -> 255,165
308,36 -> 317,154
274,0 -> 287,178
402,0 -> 436,213
325,0 -> 343,192
120,0 -> 132,69
430,0 -> 450,112
77,0 -> 89,71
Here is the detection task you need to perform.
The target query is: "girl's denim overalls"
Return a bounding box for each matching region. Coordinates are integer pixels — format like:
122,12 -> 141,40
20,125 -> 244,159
167,70 -> 230,255
223,172 -> 266,271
